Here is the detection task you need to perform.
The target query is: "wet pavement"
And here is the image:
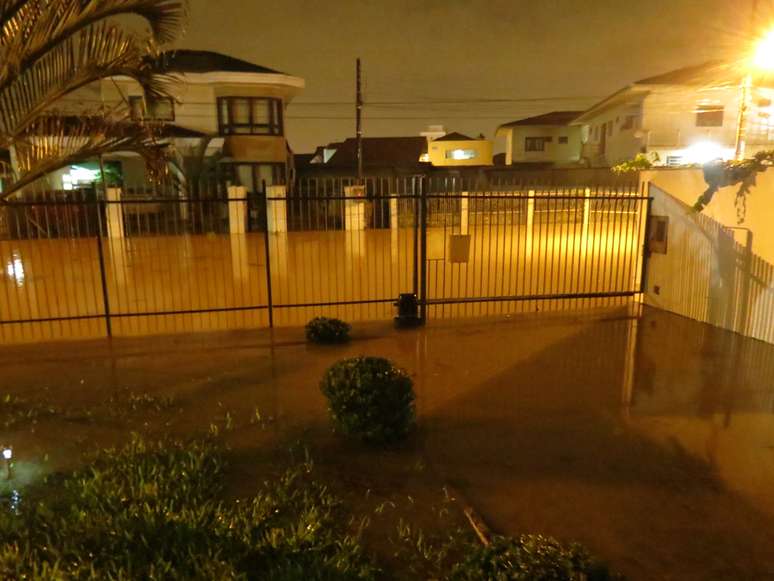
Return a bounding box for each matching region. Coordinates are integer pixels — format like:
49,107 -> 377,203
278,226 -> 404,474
2,305 -> 774,579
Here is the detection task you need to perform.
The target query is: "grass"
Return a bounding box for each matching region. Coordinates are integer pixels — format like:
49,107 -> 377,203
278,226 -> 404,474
0,436 -> 379,580
0,435 -> 620,579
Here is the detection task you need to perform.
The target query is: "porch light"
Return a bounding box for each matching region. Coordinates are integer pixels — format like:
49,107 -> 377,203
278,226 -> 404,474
2,448 -> 11,461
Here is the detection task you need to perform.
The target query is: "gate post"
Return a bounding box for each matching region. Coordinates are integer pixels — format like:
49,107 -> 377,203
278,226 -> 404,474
526,189 -> 535,256
582,187 -> 591,241
227,186 -> 247,234
344,185 -> 367,230
419,177 -> 428,322
460,191 -> 469,235
106,187 -> 125,239
267,185 -> 287,233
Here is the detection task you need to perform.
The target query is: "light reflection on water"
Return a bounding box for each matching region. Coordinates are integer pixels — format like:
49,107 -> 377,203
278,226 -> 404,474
5,253 -> 24,287
0,489 -> 21,515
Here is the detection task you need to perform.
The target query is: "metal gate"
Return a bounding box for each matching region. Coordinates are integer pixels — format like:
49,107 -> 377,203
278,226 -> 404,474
0,177 -> 647,342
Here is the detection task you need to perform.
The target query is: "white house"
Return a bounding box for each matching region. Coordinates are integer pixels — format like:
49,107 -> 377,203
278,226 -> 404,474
57,50 -> 305,192
573,61 -> 774,167
495,111 -> 583,166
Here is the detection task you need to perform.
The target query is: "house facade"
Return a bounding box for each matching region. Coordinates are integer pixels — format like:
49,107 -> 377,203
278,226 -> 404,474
426,132 -> 493,167
573,62 -> 774,167
495,111 -> 583,167
57,50 -> 305,192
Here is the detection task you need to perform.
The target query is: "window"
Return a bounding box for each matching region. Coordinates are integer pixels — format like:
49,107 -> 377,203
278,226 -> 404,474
696,105 -> 724,127
217,97 -> 283,135
558,136 -> 569,144
129,96 -> 175,121
525,137 -> 550,152
666,155 -> 683,167
621,115 -> 638,130
445,148 -> 478,160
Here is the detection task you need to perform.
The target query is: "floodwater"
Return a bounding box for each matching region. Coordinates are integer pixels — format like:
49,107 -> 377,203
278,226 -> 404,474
2,305 -> 774,579
0,212 -> 643,344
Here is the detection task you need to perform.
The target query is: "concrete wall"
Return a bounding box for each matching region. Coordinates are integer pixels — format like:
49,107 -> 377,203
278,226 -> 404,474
644,184 -> 774,344
505,125 -> 583,165
641,167 -> 774,266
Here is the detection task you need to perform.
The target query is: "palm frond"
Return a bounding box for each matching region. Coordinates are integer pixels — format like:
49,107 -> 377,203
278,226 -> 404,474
3,114 -> 171,200
0,21 -> 177,145
1,0 -> 185,89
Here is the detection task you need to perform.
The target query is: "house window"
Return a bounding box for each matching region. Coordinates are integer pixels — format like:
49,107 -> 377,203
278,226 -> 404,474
666,155 -> 683,167
621,115 -> 638,130
558,136 -> 569,144
445,148 -> 478,160
525,137 -> 551,152
129,96 -> 175,121
696,105 -> 724,127
217,97 -> 283,136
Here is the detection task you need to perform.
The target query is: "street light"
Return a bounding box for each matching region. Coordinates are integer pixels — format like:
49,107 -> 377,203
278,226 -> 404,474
753,29 -> 774,71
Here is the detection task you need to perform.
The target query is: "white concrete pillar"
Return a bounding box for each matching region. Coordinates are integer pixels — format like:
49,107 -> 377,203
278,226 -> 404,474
227,186 -> 247,235
526,189 -> 535,256
582,187 -> 591,242
106,187 -> 125,239
345,186 -> 367,231
460,191 -> 469,235
390,197 -> 399,267
267,185 -> 287,233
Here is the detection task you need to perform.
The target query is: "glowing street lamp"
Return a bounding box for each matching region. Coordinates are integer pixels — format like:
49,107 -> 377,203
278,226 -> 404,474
736,28 -> 774,160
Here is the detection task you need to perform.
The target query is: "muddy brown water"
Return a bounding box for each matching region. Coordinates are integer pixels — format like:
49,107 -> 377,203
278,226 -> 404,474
2,305 -> 774,580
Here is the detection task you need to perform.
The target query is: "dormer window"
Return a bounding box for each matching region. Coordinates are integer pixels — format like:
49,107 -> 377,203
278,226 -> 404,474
217,97 -> 283,136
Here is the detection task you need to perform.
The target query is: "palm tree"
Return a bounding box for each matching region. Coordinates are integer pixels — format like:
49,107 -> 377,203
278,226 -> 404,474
0,0 -> 185,201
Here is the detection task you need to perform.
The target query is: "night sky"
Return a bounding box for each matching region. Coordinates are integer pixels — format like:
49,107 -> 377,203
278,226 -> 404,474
182,0 -> 752,154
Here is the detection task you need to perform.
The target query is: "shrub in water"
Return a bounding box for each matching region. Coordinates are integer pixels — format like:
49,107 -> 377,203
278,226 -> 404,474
306,317 -> 352,344
451,534 -> 617,581
321,356 -> 415,445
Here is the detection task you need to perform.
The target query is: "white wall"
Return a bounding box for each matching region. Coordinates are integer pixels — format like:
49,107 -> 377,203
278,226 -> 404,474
507,125 -> 582,165
641,167 -> 774,266
645,184 -> 774,344
578,98 -> 646,166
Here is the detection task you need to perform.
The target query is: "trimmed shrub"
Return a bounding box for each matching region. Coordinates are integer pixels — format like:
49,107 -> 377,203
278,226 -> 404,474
451,534 -> 617,581
320,356 -> 415,444
306,317 -> 352,344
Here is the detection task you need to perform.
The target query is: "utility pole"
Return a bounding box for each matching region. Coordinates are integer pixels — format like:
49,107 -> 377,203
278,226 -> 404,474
356,58 -> 363,182
735,0 -> 760,160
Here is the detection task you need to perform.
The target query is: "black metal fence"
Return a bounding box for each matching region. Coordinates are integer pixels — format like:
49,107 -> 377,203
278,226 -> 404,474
0,177 -> 648,342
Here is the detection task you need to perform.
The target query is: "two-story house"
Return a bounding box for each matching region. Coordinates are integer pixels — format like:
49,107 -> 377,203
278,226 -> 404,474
56,50 -> 305,193
495,111 -> 583,167
573,61 -> 774,167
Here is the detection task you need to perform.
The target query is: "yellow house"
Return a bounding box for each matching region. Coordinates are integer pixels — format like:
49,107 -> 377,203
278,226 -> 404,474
427,132 -> 493,167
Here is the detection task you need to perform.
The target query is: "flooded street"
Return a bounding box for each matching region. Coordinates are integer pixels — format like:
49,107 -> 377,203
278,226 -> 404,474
1,211 -> 643,344
2,305 -> 774,579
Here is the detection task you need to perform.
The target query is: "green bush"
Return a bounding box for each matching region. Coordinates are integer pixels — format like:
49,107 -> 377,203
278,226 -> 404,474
451,534 -> 618,581
0,436 -> 379,580
306,317 -> 352,344
320,356 -> 415,445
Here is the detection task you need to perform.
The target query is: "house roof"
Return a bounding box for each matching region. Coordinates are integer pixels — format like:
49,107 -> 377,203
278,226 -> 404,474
433,131 -> 474,141
634,60 -> 732,86
574,60 -> 745,124
326,137 -> 428,168
152,50 -> 284,75
499,111 -> 582,128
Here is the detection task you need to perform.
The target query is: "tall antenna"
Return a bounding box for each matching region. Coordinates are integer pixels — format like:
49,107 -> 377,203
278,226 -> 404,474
356,58 -> 363,181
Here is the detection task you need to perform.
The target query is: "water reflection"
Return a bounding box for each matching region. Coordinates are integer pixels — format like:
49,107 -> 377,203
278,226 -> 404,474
5,253 -> 24,287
